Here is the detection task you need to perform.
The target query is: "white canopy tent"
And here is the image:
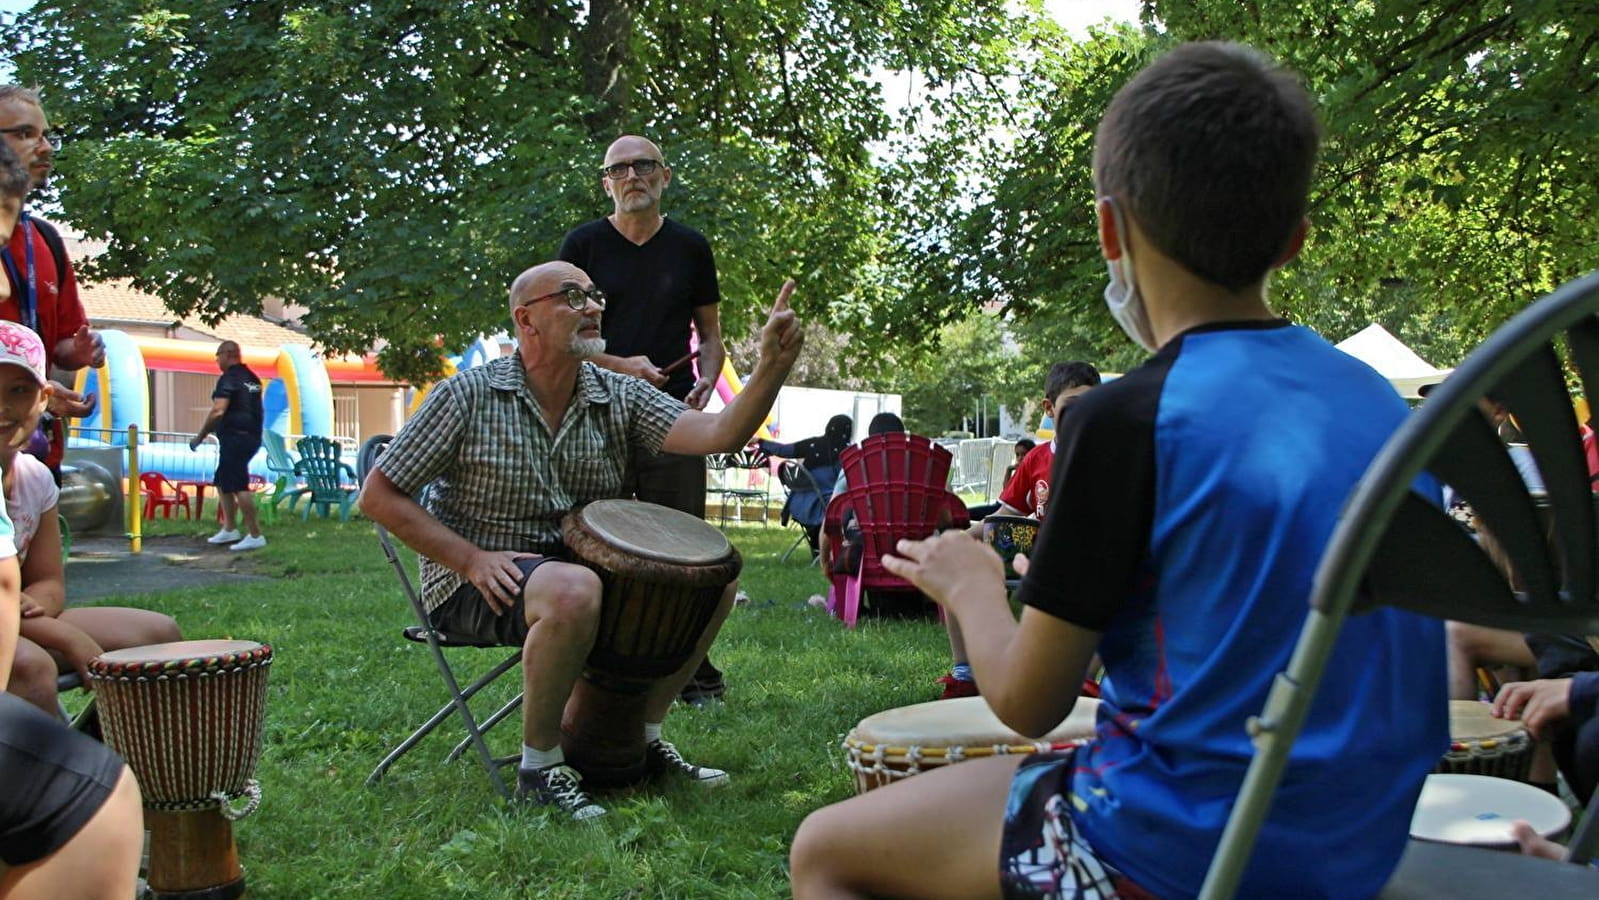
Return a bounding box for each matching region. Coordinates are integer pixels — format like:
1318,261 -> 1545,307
1335,324 -> 1451,399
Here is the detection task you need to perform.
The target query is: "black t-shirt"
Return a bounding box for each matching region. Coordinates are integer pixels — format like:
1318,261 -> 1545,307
557,217 -> 720,400
213,363 -> 264,435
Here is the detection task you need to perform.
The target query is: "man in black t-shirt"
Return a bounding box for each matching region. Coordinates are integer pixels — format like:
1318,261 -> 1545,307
559,134 -> 731,703
190,340 -> 266,550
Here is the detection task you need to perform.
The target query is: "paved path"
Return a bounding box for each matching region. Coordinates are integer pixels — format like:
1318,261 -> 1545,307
65,534 -> 267,604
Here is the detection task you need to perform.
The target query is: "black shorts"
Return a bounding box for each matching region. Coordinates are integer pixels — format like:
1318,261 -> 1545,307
215,431 -> 261,493
0,693 -> 126,866
428,555 -> 563,646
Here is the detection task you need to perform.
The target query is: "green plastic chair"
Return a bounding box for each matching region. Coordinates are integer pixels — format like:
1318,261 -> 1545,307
293,436 -> 359,521
263,430 -> 310,516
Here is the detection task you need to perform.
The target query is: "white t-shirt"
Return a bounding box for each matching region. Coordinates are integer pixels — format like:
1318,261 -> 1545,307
5,452 -> 57,562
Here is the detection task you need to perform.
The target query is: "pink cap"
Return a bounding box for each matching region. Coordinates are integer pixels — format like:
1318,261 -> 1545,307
0,321 -> 48,385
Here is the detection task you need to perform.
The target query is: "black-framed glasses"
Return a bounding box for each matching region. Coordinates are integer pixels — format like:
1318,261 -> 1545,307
523,286 -> 607,311
601,158 -> 661,180
0,126 -> 60,150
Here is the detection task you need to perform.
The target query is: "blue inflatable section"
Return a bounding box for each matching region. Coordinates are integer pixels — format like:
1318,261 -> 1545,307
70,332 -> 494,484
75,330 -> 148,444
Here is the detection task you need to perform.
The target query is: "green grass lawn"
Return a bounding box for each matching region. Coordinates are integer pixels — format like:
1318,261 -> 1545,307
93,514 -> 954,898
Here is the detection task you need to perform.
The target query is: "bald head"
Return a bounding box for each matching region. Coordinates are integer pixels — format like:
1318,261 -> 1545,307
603,135 -> 664,168
215,340 -> 241,371
509,261 -> 590,315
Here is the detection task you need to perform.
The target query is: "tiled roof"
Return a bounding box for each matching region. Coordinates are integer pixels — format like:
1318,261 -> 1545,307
46,220 -> 313,349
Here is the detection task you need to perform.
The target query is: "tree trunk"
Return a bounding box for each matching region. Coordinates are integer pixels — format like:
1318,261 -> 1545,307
582,0 -> 636,139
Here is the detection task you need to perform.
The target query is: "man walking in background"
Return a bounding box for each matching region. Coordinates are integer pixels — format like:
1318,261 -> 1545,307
190,340 -> 266,551
559,134 -> 731,705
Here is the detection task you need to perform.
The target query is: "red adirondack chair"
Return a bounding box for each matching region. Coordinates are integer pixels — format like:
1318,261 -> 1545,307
822,434 -> 968,627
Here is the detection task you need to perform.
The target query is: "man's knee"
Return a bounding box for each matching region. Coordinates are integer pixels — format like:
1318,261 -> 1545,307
523,563 -> 602,629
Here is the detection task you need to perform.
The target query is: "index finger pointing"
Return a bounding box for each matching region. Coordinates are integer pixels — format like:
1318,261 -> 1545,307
771,279 -> 796,314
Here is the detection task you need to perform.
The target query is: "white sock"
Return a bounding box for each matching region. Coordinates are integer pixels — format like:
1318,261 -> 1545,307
643,721 -> 663,744
522,744 -> 564,771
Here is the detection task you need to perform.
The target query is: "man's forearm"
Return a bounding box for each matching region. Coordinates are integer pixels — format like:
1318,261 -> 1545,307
53,336 -> 88,370
360,474 -> 485,578
708,353 -> 789,448
194,410 -> 224,442
589,353 -> 628,375
696,340 -> 725,395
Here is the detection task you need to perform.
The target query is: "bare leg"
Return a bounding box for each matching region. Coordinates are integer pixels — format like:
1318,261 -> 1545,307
948,618 -> 969,669
234,491 -> 262,538
791,754 -> 1018,900
59,607 -> 181,654
519,562 -> 601,750
643,582 -> 736,724
218,492 -> 238,532
1447,622 -> 1535,699
0,765 -> 143,900
7,637 -> 59,713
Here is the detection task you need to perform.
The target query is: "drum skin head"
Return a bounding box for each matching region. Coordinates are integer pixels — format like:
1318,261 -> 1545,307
852,696 -> 1100,746
95,639 -> 264,664
576,499 -> 732,565
1448,699 -> 1524,741
1411,773 -> 1571,846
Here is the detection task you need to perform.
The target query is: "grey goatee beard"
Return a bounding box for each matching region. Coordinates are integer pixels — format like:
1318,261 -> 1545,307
571,336 -> 606,358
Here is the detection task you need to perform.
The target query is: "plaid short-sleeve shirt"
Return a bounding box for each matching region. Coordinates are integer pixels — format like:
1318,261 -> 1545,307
377,355 -> 686,611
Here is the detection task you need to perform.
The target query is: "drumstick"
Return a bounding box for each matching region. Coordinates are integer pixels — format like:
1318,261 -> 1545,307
661,349 -> 701,376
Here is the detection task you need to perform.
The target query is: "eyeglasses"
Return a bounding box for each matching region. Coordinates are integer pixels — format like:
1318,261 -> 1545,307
0,126 -> 60,150
601,158 -> 662,180
523,286 -> 608,311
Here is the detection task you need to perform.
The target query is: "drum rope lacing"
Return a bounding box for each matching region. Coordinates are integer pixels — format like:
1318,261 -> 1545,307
91,650 -> 271,815
843,737 -> 1083,782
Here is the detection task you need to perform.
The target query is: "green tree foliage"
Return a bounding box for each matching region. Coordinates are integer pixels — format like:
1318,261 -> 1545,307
953,2 -> 1599,377
885,311 -> 1040,437
11,1 -> 1594,393
4,0 -> 1027,382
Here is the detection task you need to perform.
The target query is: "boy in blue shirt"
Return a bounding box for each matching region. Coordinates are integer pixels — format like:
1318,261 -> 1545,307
790,42 -> 1446,900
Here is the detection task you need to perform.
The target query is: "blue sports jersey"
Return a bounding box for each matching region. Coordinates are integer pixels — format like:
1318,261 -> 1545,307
1017,320 -> 1447,899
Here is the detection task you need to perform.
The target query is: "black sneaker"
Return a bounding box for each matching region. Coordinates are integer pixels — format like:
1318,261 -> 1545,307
515,764 -> 606,821
678,657 -> 726,706
646,739 -> 729,788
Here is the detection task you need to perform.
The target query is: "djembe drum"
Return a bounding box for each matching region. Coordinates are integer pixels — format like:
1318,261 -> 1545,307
1435,699 -> 1535,781
844,696 -> 1100,794
981,515 -> 1039,582
561,500 -> 742,786
87,640 -> 272,900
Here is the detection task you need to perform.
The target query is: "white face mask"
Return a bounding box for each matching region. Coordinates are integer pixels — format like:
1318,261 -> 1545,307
1102,200 -> 1159,353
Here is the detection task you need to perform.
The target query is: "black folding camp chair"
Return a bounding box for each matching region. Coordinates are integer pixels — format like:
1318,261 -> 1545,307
357,435 -> 523,799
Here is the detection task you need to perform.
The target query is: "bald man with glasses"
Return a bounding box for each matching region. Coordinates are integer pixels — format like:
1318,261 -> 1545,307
362,261 -> 801,820
559,135 -> 733,704
0,85 -> 105,481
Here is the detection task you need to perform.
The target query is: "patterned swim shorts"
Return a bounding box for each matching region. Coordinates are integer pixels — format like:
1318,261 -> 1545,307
999,749 -> 1154,900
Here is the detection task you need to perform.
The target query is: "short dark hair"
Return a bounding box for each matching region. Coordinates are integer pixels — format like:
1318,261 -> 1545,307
1092,42 -> 1320,290
1045,361 -> 1101,402
867,412 -> 905,436
1015,438 -> 1037,453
